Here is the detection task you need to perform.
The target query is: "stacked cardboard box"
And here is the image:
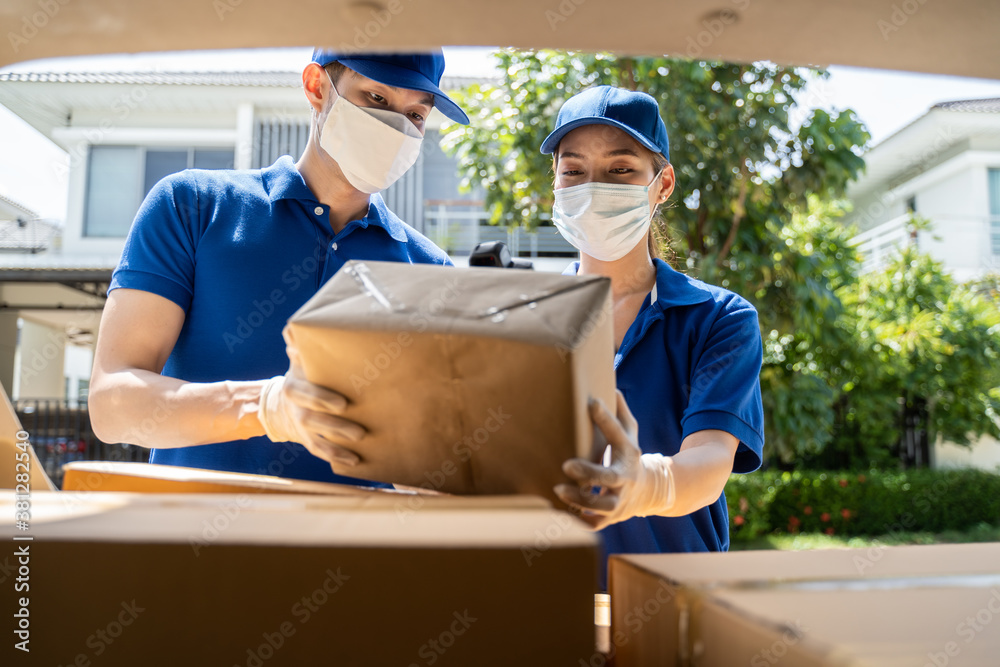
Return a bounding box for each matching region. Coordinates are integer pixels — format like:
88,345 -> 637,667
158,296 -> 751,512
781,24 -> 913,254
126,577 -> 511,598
2,491 -> 599,666
610,544 -> 1000,666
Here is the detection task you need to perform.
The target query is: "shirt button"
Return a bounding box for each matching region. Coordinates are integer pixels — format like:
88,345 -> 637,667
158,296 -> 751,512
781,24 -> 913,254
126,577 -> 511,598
314,206 -> 324,215
332,242 -> 338,251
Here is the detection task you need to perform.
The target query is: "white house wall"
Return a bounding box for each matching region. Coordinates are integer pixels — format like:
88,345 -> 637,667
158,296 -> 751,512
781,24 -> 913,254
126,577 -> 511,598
915,162 -> 995,281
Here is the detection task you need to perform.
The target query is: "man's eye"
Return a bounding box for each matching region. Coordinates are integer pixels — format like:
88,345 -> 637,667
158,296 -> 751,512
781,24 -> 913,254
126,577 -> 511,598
369,93 -> 387,104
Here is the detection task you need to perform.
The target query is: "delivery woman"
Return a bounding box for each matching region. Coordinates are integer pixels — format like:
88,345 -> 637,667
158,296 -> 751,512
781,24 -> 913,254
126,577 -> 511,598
545,86 -> 764,583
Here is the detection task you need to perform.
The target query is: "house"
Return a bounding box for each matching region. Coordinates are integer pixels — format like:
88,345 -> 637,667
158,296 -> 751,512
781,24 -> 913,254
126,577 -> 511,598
0,61 -> 576,403
845,97 -> 1000,471
846,97 -> 1000,281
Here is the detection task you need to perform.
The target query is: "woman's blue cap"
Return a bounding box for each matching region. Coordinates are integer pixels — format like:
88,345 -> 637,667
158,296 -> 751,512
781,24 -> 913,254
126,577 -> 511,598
311,49 -> 469,125
541,85 -> 669,161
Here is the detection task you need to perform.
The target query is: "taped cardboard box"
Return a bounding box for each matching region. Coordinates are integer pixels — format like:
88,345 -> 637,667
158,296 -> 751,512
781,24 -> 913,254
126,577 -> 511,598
284,260 -> 616,502
609,544 -> 1000,666
61,460 -> 449,497
2,491 -> 599,666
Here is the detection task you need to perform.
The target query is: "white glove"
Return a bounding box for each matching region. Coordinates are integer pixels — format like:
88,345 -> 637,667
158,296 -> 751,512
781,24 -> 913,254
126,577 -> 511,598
554,391 -> 676,530
257,363 -> 365,468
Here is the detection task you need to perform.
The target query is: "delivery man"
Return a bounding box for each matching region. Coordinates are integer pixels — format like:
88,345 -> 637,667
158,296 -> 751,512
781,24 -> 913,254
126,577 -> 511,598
88,50 -> 470,485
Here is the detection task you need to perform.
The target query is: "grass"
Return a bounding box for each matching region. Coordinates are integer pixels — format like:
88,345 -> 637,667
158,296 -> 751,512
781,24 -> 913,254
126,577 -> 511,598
730,521 -> 1000,551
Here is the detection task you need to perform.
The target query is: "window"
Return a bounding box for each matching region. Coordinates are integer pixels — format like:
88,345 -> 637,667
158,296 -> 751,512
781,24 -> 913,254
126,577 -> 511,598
906,196 -> 917,213
990,169 -> 1000,256
84,146 -> 234,238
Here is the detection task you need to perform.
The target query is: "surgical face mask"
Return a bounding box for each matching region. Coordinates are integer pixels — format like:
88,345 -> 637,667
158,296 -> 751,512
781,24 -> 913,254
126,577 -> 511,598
552,170 -> 662,261
319,77 -> 423,193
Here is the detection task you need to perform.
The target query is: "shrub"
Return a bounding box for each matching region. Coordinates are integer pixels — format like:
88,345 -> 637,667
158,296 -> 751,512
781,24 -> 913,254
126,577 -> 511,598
725,468 -> 1000,541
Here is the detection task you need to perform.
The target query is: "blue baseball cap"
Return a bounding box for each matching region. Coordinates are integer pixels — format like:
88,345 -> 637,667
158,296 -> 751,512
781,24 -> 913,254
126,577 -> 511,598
541,85 -> 669,161
312,49 -> 469,125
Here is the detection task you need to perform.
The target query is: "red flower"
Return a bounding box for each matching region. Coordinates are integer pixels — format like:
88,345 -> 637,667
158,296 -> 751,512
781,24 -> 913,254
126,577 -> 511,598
734,515 -> 745,526
788,516 -> 801,527
820,513 -> 831,522
825,527 -> 835,536
857,475 -> 867,484
803,506 -> 813,515
838,479 -> 848,488
841,509 -> 851,520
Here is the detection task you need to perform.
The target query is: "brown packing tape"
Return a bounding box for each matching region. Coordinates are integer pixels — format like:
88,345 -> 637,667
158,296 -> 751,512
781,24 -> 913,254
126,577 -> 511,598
284,260 -> 616,502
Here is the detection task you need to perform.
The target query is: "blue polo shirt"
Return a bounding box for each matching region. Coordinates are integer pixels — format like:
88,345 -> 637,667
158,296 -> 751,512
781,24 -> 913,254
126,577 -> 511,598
566,259 -> 764,586
109,156 -> 450,484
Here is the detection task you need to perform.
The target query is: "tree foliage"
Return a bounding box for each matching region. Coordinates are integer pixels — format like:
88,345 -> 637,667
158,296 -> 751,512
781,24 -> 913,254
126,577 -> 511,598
442,50 -> 1000,468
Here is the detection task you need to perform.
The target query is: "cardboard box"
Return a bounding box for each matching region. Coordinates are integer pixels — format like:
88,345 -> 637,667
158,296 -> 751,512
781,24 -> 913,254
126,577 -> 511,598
61,460 -> 452,497
609,544 -> 1000,666
2,491 -> 599,666
284,260 -> 615,502
0,382 -> 56,491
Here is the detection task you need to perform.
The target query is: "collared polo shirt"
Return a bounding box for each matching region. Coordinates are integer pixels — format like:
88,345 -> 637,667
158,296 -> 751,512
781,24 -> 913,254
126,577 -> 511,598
109,156 -> 450,484
565,258 -> 764,586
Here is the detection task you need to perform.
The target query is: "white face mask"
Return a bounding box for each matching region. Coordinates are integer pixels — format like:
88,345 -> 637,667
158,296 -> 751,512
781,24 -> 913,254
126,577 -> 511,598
319,77 -> 423,194
552,170 -> 662,262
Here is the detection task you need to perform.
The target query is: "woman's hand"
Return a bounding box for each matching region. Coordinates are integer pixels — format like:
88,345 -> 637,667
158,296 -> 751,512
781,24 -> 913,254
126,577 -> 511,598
554,390 -> 675,530
257,350 -> 367,468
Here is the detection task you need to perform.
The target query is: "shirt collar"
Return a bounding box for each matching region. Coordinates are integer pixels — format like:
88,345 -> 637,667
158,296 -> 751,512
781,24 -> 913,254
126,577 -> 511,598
261,156 -> 408,243
562,258 -> 714,309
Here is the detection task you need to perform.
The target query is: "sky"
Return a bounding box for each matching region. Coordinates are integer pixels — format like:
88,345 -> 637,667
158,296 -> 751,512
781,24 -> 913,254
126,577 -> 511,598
3,46 -> 1000,221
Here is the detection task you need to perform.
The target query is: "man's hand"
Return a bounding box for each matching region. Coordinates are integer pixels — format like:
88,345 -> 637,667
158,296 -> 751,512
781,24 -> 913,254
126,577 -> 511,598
257,357 -> 366,468
554,391 -> 675,530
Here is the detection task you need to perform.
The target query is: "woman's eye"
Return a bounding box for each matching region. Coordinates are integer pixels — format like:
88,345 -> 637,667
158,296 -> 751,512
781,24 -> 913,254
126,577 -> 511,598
610,167 -> 634,174
561,169 -> 582,176
409,111 -> 425,122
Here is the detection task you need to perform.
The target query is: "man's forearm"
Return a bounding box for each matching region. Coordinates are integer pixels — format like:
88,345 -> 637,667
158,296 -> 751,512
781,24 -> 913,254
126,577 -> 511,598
90,369 -> 267,449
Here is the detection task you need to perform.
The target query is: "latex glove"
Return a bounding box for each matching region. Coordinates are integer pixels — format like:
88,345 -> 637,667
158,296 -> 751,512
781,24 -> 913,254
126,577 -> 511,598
554,390 -> 675,530
257,360 -> 365,468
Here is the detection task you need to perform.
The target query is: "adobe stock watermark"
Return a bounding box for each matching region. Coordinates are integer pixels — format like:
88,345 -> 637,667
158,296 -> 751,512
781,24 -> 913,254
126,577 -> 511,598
578,578 -> 677,666
223,246 -> 326,353
349,277 -> 463,393
189,494 -> 252,556
877,0 -> 931,40
233,567 -> 350,667
749,620 -> 808,666
924,588 -> 1000,667
7,0 -> 72,54
520,510 -> 576,567
407,610 -> 477,667
684,2 -> 751,60
394,406 -> 512,522
54,600 -> 145,667
50,85 -> 152,182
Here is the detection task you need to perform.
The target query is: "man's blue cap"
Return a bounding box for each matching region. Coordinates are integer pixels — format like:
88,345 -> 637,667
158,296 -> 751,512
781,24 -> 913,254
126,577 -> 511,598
312,49 -> 469,125
541,85 -> 669,161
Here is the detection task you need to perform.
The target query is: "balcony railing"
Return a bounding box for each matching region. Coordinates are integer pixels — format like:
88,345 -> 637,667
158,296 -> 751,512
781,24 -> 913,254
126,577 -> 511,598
851,213 -> 1000,277
15,399 -> 148,488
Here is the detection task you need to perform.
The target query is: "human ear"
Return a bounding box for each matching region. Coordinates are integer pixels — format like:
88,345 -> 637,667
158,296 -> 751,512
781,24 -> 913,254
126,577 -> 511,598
301,63 -> 329,114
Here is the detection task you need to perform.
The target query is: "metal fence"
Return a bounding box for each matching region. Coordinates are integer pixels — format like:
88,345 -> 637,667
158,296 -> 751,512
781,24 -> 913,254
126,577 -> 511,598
14,399 -> 149,489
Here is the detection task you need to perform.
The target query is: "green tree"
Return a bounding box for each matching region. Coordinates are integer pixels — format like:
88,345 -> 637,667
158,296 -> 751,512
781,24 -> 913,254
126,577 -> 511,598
443,50 -> 870,465
830,243 -> 1000,468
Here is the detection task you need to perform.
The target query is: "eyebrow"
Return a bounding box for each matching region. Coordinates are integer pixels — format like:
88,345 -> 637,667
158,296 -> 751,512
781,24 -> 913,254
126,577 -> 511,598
381,83 -> 435,108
